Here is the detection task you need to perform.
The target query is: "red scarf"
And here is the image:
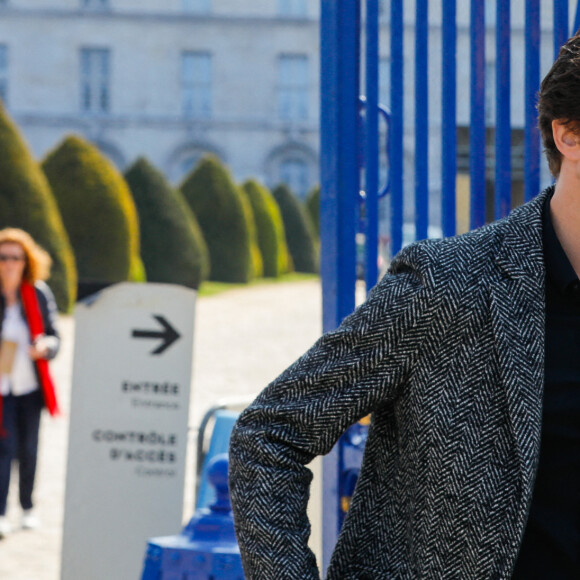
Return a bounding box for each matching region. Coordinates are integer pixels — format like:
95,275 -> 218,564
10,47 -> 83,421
0,282 -> 60,435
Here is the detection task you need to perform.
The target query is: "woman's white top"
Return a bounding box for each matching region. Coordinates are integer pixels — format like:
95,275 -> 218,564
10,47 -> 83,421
0,303 -> 38,397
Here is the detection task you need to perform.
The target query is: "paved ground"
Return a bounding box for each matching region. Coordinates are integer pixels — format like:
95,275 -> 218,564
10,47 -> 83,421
0,279 -> 322,580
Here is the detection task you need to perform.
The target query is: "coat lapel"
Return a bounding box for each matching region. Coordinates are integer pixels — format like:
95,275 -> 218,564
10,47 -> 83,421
488,190 -> 547,494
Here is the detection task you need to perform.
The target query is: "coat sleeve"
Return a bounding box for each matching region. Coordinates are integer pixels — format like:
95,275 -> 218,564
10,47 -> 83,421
35,282 -> 61,360
228,245 -> 438,579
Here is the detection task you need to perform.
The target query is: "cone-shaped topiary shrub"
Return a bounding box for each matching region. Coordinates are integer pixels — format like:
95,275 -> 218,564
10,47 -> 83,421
239,190 -> 263,279
0,103 -> 77,311
305,184 -> 320,237
180,156 -> 253,283
124,157 -> 210,289
42,135 -> 145,293
272,183 -> 318,273
242,179 -> 289,277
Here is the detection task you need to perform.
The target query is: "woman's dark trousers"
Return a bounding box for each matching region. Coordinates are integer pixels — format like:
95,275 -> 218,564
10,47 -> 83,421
0,391 -> 43,516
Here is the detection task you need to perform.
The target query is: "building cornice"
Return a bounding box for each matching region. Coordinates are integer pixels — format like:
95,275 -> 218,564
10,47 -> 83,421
12,111 -> 320,134
0,7 -> 319,27
0,7 -> 551,33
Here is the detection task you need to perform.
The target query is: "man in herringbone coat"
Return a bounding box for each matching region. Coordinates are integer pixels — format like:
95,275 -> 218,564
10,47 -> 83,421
229,33 -> 580,580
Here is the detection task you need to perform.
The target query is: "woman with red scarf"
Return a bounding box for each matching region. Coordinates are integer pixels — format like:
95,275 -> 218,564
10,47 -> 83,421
0,228 -> 60,539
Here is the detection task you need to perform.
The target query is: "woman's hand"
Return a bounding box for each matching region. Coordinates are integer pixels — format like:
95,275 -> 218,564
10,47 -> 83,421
29,336 -> 50,360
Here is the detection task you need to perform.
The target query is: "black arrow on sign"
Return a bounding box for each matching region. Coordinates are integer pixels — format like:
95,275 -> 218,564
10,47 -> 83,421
132,315 -> 181,355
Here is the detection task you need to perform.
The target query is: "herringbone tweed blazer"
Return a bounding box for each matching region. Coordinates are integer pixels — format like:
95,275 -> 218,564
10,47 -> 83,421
229,188 -> 550,579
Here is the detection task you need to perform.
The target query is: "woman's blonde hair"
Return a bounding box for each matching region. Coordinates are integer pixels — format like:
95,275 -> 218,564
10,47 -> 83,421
0,228 -> 52,283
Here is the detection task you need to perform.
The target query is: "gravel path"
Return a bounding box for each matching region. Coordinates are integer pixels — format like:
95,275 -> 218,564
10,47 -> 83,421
0,279 -> 322,580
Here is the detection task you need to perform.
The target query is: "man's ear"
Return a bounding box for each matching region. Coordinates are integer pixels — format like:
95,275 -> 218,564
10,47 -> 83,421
552,120 -> 580,160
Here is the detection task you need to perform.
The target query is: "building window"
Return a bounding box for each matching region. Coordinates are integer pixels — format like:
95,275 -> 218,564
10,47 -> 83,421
278,54 -> 309,121
379,0 -> 388,20
280,158 -> 309,198
278,0 -> 307,17
81,0 -> 110,8
182,0 -> 210,13
80,48 -> 110,113
182,52 -> 212,118
379,57 -> 390,106
485,60 -> 495,127
180,155 -> 200,178
0,45 -> 7,105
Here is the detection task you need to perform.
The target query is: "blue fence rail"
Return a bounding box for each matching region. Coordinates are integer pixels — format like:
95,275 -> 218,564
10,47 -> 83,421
320,0 -> 580,573
525,0 -> 541,203
470,0 -> 486,228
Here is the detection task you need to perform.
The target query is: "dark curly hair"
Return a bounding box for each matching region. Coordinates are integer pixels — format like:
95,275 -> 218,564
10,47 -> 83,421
538,31 -> 580,177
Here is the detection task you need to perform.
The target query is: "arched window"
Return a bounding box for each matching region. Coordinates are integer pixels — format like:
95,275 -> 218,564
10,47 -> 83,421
166,143 -> 223,183
94,140 -> 126,170
265,143 -> 317,198
280,158 -> 309,198
179,152 -> 203,179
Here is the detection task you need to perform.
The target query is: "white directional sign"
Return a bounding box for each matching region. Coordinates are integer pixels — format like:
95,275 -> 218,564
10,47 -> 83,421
61,283 -> 196,580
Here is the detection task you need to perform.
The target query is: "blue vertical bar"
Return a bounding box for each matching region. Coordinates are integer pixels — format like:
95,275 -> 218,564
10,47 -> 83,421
470,0 -> 486,228
320,0 -> 358,334
320,0 -> 360,571
390,0 -> 404,255
441,0 -> 457,238
320,4 -> 340,571
320,0 -> 340,335
524,0 -> 540,202
495,0 -> 511,219
415,0 -> 429,240
365,0 -> 379,290
554,0 -> 569,58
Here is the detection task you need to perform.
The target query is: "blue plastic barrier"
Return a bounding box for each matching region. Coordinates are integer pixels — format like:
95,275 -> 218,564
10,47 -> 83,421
196,410 -> 239,510
141,454 -> 244,580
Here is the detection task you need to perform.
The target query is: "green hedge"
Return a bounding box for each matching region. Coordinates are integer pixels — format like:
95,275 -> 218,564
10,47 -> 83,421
0,103 -> 77,311
124,157 -> 210,289
305,185 -> 320,237
242,179 -> 289,277
240,190 -> 263,279
180,156 -> 253,283
42,135 -> 145,287
272,183 -> 318,273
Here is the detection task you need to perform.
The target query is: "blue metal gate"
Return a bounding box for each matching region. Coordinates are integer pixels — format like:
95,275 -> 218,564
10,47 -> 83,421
320,0 -> 580,573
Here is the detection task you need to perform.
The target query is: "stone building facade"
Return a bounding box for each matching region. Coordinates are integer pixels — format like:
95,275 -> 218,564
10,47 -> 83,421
0,0 -> 321,197
0,0 -> 559,226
